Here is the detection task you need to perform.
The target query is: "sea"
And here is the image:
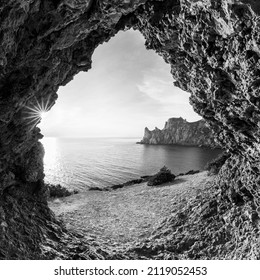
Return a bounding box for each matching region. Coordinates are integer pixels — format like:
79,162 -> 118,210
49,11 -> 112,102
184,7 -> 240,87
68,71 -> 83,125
40,137 -> 222,191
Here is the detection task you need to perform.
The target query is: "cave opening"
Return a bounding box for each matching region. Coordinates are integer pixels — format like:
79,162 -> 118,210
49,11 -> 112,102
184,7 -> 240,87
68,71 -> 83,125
37,29 -> 206,191
1,0 -> 260,260
35,29 -> 221,246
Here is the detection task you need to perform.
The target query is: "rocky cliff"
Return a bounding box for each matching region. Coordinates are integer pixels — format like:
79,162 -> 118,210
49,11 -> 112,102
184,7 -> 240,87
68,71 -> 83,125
1,0 -> 260,259
139,117 -> 217,147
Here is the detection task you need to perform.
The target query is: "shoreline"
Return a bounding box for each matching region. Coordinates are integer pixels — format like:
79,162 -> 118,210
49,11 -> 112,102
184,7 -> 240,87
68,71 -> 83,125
136,141 -> 222,149
49,171 -> 217,258
87,169 -> 201,192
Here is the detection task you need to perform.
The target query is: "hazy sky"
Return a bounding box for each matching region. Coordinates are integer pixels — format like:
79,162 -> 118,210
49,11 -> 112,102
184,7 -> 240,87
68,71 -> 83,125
39,29 -> 200,137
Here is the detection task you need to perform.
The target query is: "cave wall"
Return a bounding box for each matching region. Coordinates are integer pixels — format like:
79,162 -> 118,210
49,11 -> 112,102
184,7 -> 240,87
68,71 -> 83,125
0,0 -> 149,259
133,0 -> 260,223
1,0 -> 260,259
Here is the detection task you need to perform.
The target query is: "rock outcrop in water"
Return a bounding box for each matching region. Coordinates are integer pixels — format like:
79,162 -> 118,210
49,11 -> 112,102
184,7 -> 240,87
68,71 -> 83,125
139,117 -> 217,147
1,0 -> 260,259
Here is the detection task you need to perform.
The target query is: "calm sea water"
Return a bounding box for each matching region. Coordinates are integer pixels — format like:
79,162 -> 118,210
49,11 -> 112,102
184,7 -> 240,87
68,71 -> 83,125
40,137 -> 222,191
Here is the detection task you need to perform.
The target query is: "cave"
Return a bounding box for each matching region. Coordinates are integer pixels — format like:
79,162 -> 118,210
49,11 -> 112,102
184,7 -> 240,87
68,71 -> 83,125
1,0 -> 260,259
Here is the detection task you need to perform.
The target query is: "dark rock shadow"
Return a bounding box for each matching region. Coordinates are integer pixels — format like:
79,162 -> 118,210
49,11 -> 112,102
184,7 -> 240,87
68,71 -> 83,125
172,178 -> 187,185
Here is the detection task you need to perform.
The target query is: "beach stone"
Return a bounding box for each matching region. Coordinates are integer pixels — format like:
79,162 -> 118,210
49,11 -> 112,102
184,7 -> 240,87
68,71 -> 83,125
88,186 -> 103,191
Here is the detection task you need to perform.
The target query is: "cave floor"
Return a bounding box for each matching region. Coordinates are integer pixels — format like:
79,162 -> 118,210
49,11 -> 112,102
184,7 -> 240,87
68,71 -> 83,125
49,172 -> 214,256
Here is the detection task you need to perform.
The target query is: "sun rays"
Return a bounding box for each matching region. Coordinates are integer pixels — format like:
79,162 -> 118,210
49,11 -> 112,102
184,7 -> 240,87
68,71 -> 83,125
23,96 -> 54,131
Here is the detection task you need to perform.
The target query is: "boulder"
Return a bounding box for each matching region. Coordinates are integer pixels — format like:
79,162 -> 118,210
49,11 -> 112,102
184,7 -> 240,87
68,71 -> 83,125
147,166 -> 176,186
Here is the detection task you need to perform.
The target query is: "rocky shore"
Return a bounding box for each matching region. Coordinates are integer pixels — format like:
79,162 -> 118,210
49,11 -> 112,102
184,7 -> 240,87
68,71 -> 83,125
50,172 -> 214,258
50,171 -> 249,260
88,168 -> 200,192
46,183 -> 78,198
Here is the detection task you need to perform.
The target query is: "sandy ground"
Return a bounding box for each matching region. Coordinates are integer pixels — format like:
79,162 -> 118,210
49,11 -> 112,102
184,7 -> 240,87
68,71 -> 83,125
49,171 -> 214,252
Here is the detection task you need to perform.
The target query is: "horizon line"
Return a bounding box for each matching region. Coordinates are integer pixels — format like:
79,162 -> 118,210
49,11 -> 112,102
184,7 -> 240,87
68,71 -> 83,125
40,136 -> 141,139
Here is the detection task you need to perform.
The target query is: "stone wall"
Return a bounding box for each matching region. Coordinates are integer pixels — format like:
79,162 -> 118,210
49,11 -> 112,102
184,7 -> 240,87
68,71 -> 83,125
1,0 -> 260,259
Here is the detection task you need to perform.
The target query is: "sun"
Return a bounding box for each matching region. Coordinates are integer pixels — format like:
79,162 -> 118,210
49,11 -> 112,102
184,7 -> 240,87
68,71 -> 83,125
23,97 -> 54,131
39,110 -> 48,120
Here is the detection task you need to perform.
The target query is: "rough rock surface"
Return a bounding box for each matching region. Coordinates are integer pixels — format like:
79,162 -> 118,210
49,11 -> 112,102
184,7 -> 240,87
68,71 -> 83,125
139,117 -> 217,147
1,0 -> 260,259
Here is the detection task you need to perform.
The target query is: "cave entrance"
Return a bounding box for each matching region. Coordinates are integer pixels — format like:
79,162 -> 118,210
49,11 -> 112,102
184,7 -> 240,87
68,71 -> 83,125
38,29 -> 200,189
37,29 -> 205,245
1,0 -> 258,260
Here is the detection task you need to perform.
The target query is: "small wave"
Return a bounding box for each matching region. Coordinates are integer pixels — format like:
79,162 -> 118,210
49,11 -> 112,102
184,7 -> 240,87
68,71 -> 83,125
42,138 -> 222,191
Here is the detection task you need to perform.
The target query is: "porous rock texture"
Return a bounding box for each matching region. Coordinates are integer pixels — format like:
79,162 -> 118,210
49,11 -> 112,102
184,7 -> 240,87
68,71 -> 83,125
1,0 -> 260,259
139,117 -> 217,147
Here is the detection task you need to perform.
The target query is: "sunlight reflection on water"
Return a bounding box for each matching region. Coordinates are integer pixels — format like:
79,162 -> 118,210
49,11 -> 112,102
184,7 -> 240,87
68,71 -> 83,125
40,137 -> 222,191
41,137 -> 58,168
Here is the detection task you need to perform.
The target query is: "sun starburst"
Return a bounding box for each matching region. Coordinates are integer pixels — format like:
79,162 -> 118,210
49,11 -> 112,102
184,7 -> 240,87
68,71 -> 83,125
23,96 -> 54,131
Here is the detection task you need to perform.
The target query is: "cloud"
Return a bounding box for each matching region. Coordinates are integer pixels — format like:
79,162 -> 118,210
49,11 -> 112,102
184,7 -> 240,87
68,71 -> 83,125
137,70 -> 191,105
39,29 -> 200,138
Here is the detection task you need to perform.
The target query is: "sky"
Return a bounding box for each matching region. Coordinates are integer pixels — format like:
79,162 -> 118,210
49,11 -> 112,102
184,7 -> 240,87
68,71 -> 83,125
39,29 -> 200,138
